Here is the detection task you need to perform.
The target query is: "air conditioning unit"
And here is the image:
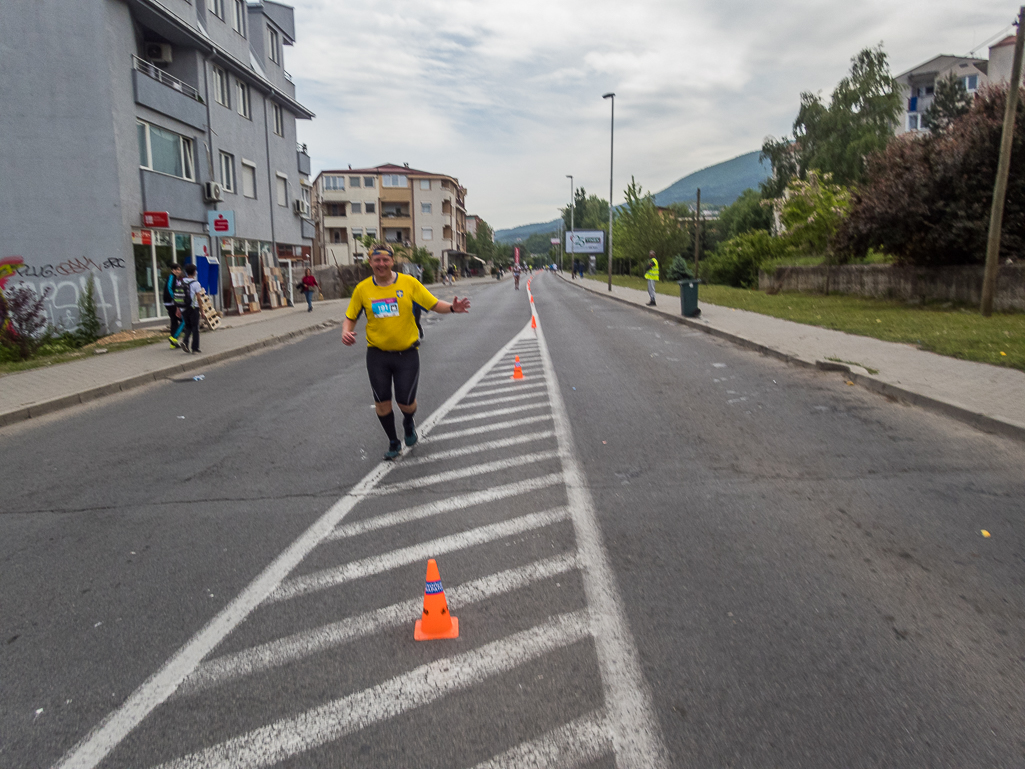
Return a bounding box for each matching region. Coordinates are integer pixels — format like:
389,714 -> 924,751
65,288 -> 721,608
294,199 -> 310,216
203,181 -> 223,203
145,43 -> 173,65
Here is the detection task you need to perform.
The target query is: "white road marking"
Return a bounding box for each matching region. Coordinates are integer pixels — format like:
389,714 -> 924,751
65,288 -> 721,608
470,711 -> 613,769
533,308 -> 671,767
404,432 -> 556,466
268,508 -> 570,603
452,391 -> 546,409
177,554 -> 578,696
467,381 -> 548,398
427,415 -> 554,442
441,403 -> 549,424
327,474 -> 564,540
151,612 -> 591,769
374,451 -> 559,494
52,327 -> 532,769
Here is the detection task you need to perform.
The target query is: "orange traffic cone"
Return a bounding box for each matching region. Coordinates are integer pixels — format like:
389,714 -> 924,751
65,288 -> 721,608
511,355 -> 524,380
531,315 -> 537,329
414,559 -> 459,640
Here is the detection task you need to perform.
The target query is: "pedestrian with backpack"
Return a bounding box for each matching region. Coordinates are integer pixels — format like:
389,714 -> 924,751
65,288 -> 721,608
163,263 -> 185,348
177,263 -> 204,354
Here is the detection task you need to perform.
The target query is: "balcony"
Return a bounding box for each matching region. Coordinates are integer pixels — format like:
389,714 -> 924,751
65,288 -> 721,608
297,143 -> 311,176
132,56 -> 206,131
323,216 -> 348,228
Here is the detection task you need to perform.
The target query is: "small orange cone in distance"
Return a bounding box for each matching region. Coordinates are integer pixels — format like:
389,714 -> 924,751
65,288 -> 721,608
511,355 -> 524,380
531,315 -> 537,329
414,559 -> 459,640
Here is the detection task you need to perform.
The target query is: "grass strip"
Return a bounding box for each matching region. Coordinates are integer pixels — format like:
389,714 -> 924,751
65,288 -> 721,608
0,336 -> 164,377
582,274 -> 1025,372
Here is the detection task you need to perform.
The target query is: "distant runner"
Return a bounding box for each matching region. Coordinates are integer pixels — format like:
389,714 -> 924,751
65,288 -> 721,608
342,244 -> 471,459
512,262 -> 521,290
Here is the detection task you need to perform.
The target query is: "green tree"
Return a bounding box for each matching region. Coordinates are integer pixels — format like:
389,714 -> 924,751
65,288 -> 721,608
76,272 -> 103,343
467,219 -> 496,262
561,188 -> 610,231
717,188 -> 773,239
762,45 -> 901,192
779,171 -> 851,257
921,72 -> 973,133
611,177 -> 688,276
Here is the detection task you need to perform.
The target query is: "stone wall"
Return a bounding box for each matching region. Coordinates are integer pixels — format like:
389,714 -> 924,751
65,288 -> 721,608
759,264 -> 1025,312
313,264 -> 372,300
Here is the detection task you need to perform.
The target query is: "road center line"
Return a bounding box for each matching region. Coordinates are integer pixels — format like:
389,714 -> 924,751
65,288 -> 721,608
176,554 -> 579,697
327,473 -> 564,540
268,508 -> 571,603
52,326 -> 535,769
151,612 -> 591,769
374,451 -> 559,494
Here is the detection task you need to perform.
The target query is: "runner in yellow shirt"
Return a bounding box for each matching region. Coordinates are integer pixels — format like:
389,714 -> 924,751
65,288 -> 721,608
342,244 -> 471,459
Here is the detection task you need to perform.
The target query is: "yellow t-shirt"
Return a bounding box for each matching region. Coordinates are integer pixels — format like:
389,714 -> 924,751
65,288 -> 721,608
345,273 -> 439,351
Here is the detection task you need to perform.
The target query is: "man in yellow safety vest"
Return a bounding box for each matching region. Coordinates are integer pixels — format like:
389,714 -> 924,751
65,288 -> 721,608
645,251 -> 659,306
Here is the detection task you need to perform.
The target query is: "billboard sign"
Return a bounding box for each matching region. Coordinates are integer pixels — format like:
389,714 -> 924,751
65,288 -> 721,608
514,246 -> 520,265
208,210 -> 235,237
566,230 -> 605,253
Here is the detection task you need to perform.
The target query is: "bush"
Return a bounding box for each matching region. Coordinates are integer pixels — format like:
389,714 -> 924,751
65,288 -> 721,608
702,230 -> 791,288
664,255 -> 694,281
0,283 -> 54,359
76,272 -> 103,344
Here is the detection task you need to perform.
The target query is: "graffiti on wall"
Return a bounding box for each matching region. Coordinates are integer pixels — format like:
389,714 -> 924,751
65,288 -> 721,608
2,255 -> 128,333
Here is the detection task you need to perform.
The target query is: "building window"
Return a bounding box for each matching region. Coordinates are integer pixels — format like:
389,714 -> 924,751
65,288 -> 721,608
210,0 -> 224,19
326,203 -> 345,216
381,174 -> 407,187
349,176 -> 361,187
364,202 -> 376,214
366,228 -> 377,238
236,80 -> 250,118
219,151 -> 235,192
241,161 -> 257,198
323,175 -> 344,191
232,0 -> 246,36
272,103 -> 284,136
213,66 -> 230,107
908,113 -> 919,131
331,229 -> 343,243
267,26 -> 279,63
364,177 -> 375,187
964,74 -> 979,92
350,202 -> 362,214
276,174 -> 287,206
137,120 -> 195,181
421,202 -> 432,214
420,179 -> 431,190
351,227 -> 363,237
421,227 -> 433,240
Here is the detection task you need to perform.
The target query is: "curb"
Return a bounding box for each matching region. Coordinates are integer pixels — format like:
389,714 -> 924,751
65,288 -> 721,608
0,319 -> 340,429
562,275 -> 1025,444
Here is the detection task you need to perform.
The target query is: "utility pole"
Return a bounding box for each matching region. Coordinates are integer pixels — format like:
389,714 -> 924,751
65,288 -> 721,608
693,188 -> 701,278
982,7 -> 1025,316
603,92 -> 615,291
566,175 -> 574,273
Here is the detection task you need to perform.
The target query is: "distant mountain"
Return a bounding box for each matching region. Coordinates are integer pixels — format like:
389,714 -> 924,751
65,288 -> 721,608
495,150 -> 770,243
653,151 -> 770,208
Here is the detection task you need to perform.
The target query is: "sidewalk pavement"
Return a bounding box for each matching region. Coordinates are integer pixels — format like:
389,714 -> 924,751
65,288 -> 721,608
0,276 -> 493,429
568,274 -> 1025,442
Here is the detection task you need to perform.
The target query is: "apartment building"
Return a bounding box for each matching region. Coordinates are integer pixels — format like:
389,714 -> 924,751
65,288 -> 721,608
313,164 -> 468,272
0,0 -> 315,329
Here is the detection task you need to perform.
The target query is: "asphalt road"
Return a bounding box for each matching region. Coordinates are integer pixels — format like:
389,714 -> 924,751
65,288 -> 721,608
2,271 -> 1023,768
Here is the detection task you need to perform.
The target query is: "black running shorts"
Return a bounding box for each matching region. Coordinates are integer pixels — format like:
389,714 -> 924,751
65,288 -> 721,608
366,346 -> 420,405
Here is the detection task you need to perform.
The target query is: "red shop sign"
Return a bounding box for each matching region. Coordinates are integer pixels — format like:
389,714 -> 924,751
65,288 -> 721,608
143,211 -> 170,228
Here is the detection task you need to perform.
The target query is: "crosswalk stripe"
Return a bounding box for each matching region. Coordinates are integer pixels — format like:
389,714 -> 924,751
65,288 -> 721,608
466,381 -> 548,398
375,451 -> 559,494
269,508 -> 570,603
441,403 -> 548,424
452,391 -> 547,409
177,554 -> 579,697
469,711 -> 613,769
404,432 -> 556,466
152,612 -> 591,769
328,474 -> 564,540
427,415 -> 554,442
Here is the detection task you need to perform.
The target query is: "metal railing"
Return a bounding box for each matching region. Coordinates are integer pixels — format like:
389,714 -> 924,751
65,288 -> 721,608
133,55 -> 201,101
283,69 -> 294,83
297,143 -> 308,154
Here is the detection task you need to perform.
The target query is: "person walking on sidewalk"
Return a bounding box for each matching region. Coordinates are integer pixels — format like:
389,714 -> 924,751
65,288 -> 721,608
341,244 -> 471,460
179,263 -> 204,354
300,268 -> 318,312
645,251 -> 660,306
163,264 -> 185,348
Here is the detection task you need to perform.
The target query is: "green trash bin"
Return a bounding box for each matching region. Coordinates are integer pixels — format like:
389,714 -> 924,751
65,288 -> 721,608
679,279 -> 701,317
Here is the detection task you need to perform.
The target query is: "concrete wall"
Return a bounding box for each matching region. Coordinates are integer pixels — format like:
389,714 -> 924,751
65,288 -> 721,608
759,264 -> 1025,312
313,264 -> 372,300
0,0 -> 136,333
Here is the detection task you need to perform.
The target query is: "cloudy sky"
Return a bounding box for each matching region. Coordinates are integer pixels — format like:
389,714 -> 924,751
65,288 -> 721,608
288,0 -> 1014,230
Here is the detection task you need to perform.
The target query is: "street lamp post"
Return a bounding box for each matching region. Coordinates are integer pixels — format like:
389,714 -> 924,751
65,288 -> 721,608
566,174 -> 574,274
602,93 -> 615,291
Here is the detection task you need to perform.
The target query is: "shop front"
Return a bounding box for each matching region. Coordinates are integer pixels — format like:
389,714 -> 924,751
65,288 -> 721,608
132,229 -> 218,320
220,238 -> 294,313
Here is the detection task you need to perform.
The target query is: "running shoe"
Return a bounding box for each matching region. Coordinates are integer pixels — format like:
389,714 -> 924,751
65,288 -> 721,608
384,440 -> 402,460
404,427 -> 418,447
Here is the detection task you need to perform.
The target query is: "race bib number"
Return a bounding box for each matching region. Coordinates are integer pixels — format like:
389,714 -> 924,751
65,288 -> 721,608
371,298 -> 400,318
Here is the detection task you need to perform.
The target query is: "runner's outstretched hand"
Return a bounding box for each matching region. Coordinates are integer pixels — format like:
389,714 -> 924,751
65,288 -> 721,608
451,296 -> 471,313
342,330 -> 357,345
